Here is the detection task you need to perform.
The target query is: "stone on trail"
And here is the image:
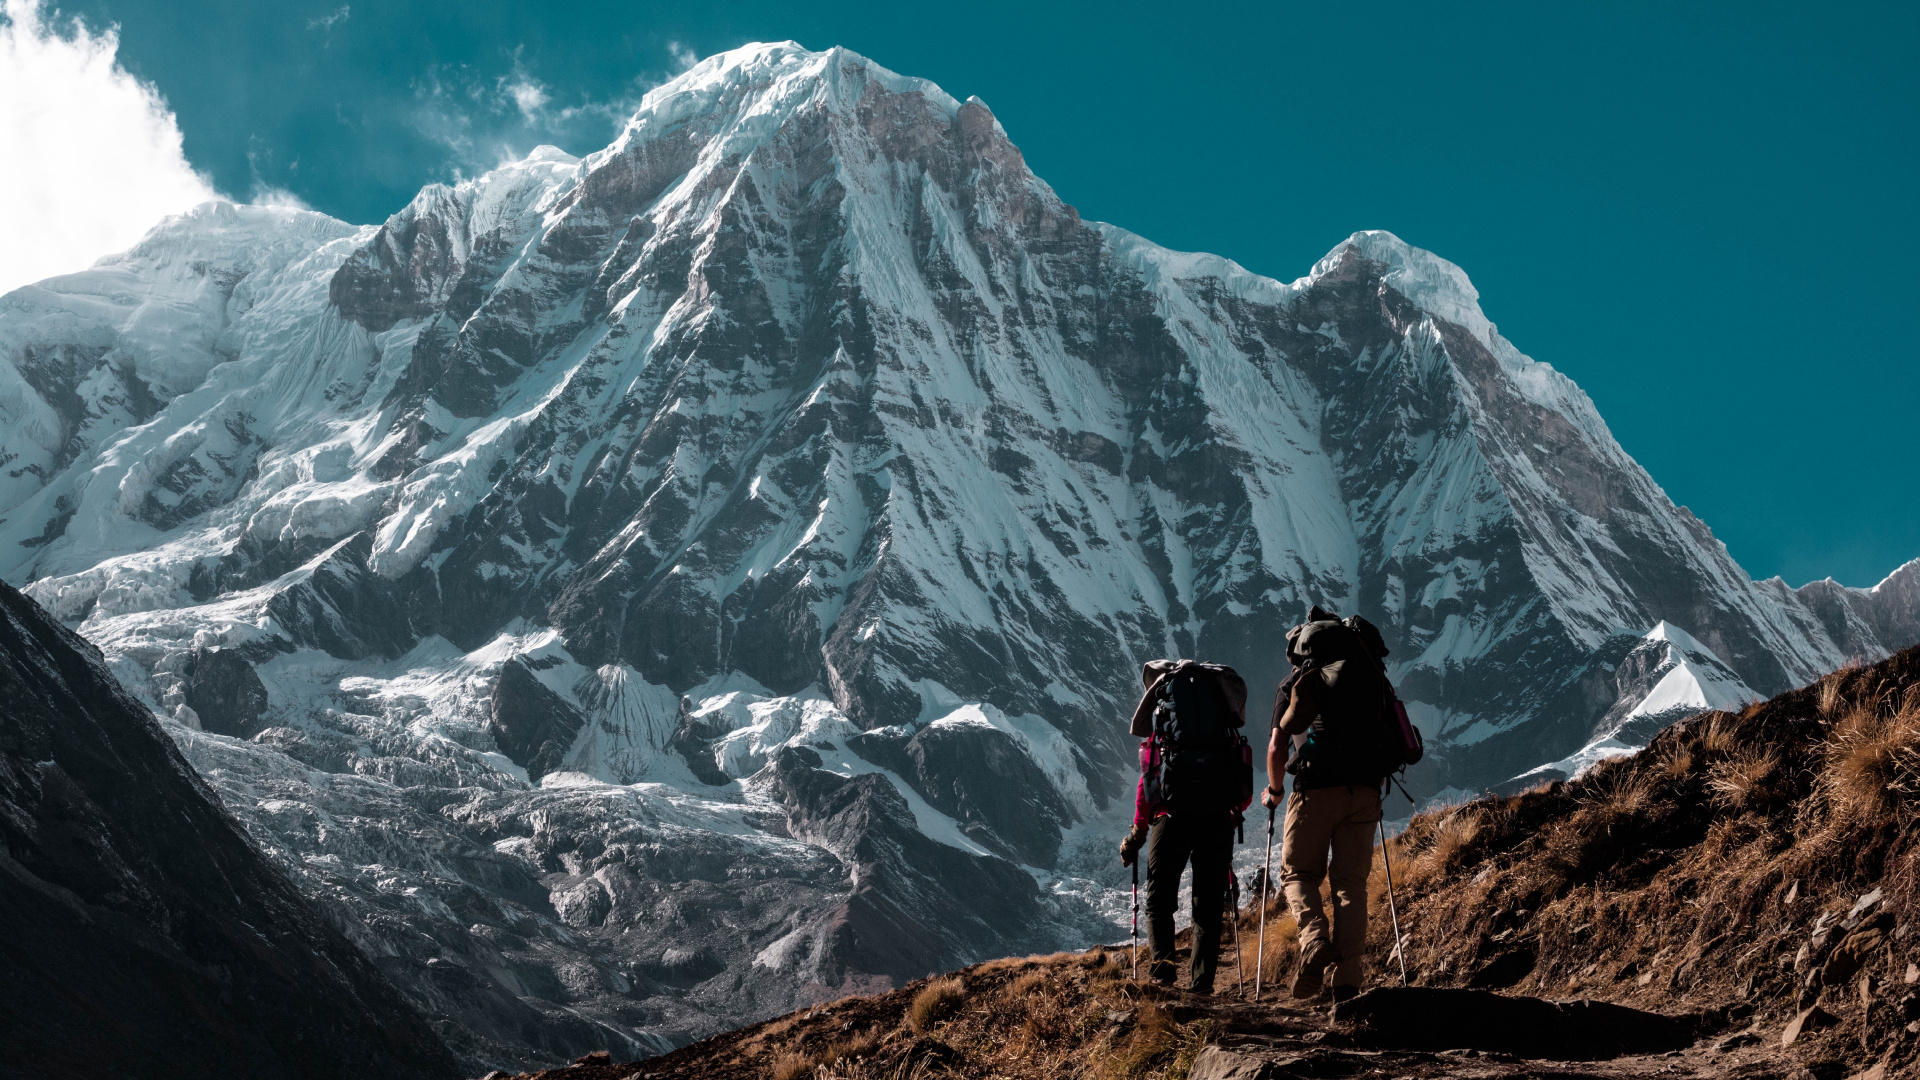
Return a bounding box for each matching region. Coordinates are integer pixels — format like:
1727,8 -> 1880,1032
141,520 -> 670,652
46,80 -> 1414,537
1331,986 -> 1693,1060
1187,1046 -> 1279,1080
1780,1005 -> 1836,1047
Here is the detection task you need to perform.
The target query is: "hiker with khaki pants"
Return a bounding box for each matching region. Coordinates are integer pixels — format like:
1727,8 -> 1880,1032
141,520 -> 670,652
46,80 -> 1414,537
1262,608 -> 1395,1001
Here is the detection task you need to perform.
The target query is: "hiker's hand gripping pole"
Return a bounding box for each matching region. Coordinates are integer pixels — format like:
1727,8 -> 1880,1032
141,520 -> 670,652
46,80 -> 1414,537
1255,801 -> 1275,1002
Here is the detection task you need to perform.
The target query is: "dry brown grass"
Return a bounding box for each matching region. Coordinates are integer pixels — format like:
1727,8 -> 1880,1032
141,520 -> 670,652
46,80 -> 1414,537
1582,761 -> 1656,815
1698,711 -> 1740,753
906,976 -> 966,1034
1825,704 -> 1920,818
1094,1003 -> 1179,1078
1817,667 -> 1856,717
1227,894 -> 1300,991
1008,969 -> 1051,997
1409,805 -> 1481,885
1660,746 -> 1695,780
769,1050 -> 812,1080
675,948 -> 1216,1079
1706,747 -> 1779,810
817,1031 -> 879,1067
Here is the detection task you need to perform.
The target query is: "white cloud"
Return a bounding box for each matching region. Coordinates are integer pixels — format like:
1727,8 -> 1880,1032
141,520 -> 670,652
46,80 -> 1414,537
411,58 -> 655,177
503,74 -> 550,122
307,5 -> 349,32
668,41 -> 698,71
0,0 -> 221,295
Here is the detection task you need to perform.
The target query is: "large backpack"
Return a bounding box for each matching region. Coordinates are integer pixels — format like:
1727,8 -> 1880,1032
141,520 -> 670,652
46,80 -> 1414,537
1143,663 -> 1254,818
1282,612 -> 1423,790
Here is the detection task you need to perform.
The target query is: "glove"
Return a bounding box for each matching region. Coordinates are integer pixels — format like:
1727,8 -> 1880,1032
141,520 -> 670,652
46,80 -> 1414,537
1261,784 -> 1283,810
1118,824 -> 1148,868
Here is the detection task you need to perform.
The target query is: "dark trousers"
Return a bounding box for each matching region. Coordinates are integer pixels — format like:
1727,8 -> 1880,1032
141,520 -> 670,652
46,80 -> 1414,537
1145,812 -> 1233,992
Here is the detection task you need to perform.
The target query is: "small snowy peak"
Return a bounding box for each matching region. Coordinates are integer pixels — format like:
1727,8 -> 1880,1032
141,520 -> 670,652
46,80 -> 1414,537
1622,621 -> 1756,722
1509,621 -> 1759,788
522,144 -> 579,165
1870,557 -> 1920,595
1305,229 -> 1612,438
1308,230 -> 1487,341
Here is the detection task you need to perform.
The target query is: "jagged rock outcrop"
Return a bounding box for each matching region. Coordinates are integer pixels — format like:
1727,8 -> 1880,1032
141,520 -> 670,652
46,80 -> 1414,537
762,745 -> 1073,982
0,578 -> 459,1080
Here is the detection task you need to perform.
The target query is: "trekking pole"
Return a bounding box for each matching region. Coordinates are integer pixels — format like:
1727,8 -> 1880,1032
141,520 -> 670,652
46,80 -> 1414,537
1228,868 -> 1244,999
1130,861 -> 1139,981
1378,819 -> 1408,985
1255,802 -> 1274,1002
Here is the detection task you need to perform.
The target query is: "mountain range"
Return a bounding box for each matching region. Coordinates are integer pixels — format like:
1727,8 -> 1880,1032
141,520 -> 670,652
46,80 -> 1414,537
0,41 -> 1913,1070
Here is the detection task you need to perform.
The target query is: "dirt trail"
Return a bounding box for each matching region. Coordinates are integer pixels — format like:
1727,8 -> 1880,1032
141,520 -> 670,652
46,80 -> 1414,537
473,947 -> 1800,1080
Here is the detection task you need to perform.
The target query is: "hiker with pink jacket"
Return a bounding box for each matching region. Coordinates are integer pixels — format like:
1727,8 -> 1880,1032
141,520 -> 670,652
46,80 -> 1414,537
1118,659 -> 1253,993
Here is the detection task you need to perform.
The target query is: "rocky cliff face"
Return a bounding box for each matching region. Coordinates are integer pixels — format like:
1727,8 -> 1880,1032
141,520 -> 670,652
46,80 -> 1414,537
0,577 -> 459,1079
0,41 -> 1913,1068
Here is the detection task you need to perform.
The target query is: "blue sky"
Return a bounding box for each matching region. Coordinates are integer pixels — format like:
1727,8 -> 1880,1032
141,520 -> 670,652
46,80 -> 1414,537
17,0 -> 1920,587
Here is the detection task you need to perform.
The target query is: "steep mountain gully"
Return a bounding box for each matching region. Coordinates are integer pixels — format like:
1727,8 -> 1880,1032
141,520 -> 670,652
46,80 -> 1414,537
478,644 -> 1920,1080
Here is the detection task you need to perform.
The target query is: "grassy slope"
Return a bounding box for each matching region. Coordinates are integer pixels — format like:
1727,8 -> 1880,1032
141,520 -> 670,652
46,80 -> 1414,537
1382,643 -> 1920,1075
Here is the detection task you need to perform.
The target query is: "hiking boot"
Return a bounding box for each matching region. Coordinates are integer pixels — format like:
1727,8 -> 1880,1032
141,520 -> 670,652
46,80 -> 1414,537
1291,944 -> 1333,999
1289,966 -> 1324,999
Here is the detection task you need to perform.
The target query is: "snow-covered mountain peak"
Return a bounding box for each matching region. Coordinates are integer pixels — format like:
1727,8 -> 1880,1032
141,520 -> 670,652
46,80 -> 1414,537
1511,619 -> 1760,787
603,41 -> 967,171
1645,619 -> 1708,653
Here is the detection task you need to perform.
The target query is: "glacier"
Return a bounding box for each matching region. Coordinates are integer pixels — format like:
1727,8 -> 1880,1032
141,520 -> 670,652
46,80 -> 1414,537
1,41 -> 1915,1071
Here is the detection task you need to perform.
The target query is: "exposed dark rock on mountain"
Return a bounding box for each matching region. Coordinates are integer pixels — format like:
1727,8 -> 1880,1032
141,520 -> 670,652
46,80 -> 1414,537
0,578 -> 459,1080
489,659 -> 589,781
764,745 -> 1072,981
848,723 -> 1077,867
180,646 -> 270,736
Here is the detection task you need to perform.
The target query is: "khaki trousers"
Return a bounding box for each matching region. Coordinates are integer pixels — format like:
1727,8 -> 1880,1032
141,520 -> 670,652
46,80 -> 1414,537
1279,783 -> 1381,987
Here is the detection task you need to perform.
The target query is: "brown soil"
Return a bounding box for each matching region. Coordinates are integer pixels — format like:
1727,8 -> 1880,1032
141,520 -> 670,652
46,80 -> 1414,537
482,644 -> 1920,1080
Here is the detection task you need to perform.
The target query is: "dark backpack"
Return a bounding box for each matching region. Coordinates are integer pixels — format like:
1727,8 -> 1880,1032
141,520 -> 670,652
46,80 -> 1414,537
1144,665 -> 1253,818
1282,613 -> 1423,789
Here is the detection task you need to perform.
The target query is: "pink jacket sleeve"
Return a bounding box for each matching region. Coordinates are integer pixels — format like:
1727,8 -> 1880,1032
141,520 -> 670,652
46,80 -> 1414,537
1133,740 -> 1153,830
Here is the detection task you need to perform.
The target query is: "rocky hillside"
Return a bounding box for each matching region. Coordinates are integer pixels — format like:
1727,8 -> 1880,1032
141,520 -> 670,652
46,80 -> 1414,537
1381,642 -> 1920,1077
0,577 -> 459,1079
0,40 -> 1915,1068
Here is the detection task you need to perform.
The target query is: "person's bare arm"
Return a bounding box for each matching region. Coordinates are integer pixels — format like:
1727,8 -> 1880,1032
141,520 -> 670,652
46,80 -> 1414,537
1263,718 -> 1287,809
1263,676 -> 1317,807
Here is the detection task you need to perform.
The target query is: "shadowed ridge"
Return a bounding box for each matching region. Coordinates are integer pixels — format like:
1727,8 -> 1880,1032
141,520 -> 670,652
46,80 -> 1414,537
0,577 -> 460,1080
